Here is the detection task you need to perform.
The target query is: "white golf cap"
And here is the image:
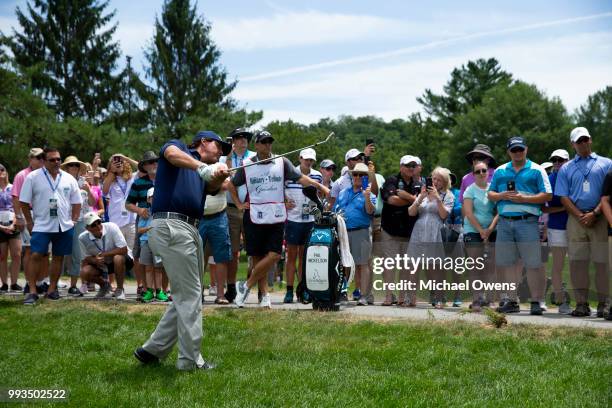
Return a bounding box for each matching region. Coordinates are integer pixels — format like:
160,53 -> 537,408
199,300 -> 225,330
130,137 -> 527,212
345,148 -> 364,162
549,149 -> 569,160
400,155 -> 420,166
147,187 -> 155,198
541,162 -> 553,170
300,148 -> 316,161
570,127 -> 591,143
84,212 -> 101,227
340,166 -> 349,176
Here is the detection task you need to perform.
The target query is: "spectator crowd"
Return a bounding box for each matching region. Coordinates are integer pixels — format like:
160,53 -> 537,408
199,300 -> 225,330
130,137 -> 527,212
0,126 -> 611,320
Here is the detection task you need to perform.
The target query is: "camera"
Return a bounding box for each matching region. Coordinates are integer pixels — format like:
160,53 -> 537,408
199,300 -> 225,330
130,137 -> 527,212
426,177 -> 433,188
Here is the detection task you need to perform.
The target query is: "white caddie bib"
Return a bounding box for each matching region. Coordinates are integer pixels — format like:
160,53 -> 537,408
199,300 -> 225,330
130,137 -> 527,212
245,156 -> 286,224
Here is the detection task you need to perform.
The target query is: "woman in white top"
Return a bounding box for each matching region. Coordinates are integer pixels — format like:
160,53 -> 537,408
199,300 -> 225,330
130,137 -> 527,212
407,167 -> 454,308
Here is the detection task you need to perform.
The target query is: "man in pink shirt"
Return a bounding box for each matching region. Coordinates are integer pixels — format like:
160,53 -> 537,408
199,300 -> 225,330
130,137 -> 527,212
11,148 -> 48,292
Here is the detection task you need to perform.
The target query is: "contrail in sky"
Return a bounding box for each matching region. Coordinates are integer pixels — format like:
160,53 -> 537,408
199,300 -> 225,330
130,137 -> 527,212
241,12 -> 612,82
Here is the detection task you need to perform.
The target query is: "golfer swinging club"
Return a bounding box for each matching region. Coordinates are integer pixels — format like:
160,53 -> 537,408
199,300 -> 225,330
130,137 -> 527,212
229,130 -> 330,308
134,131 -> 230,371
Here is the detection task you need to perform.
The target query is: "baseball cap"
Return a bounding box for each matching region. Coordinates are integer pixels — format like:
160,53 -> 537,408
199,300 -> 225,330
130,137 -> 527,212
320,159 -> 336,169
345,148 -> 364,162
28,148 -> 43,158
400,155 -> 418,166
507,136 -> 527,150
192,130 -> 232,156
147,187 -> 155,198
229,127 -> 253,141
84,212 -> 102,227
254,130 -> 274,143
300,148 -> 316,161
570,127 -> 591,143
549,149 -> 569,160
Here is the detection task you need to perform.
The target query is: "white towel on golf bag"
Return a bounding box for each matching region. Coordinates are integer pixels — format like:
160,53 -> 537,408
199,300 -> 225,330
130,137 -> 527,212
335,214 -> 355,284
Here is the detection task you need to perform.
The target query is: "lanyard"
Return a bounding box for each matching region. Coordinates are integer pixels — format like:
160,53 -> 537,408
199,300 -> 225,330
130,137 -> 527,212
43,169 -> 62,193
116,178 -> 129,199
92,234 -> 105,252
577,156 -> 596,181
232,151 -> 249,168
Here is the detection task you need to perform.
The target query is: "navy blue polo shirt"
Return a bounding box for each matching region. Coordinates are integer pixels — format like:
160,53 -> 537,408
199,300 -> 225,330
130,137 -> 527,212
547,171 -> 568,230
151,139 -> 207,219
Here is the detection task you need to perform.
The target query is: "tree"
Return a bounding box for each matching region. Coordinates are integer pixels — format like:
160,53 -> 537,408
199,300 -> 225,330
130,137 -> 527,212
449,80 -> 572,176
574,86 -> 612,158
144,0 -> 236,136
10,0 -> 121,121
417,58 -> 512,130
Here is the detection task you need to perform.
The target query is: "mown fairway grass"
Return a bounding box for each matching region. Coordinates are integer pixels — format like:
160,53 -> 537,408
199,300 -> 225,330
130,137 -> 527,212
0,298 -> 610,407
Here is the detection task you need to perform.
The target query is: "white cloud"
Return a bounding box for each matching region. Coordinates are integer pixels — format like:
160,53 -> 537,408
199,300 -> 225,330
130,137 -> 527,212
210,10 -> 443,51
237,31 -> 612,125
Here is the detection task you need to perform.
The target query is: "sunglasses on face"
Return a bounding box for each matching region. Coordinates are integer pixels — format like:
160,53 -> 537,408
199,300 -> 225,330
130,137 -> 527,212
551,158 -> 566,163
348,157 -> 363,162
67,163 -> 81,168
0,169 -> 5,172
510,148 -> 525,153
46,157 -> 62,163
322,166 -> 336,171
403,163 -> 417,168
144,160 -> 157,165
473,168 -> 487,175
89,220 -> 102,228
575,137 -> 590,145
352,173 -> 367,178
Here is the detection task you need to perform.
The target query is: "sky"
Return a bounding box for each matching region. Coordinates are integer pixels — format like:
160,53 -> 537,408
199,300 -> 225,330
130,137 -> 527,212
1,0 -> 611,125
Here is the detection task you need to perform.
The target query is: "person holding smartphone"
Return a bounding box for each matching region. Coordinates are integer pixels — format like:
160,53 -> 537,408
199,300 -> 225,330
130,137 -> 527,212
407,167 -> 455,308
487,136 -> 552,315
334,162 -> 376,306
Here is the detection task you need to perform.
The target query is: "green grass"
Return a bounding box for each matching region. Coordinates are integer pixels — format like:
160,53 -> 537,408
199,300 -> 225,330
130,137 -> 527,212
0,298 -> 610,407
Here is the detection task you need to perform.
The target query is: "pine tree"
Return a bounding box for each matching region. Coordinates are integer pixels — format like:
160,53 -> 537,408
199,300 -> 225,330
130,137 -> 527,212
144,0 -> 236,136
10,0 -> 121,121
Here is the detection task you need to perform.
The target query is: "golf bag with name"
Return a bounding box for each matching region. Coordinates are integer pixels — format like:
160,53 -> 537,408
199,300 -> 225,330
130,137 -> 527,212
298,187 -> 344,311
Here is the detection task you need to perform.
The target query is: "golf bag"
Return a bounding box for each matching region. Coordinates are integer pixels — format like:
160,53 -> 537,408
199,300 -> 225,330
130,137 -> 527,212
298,187 -> 345,311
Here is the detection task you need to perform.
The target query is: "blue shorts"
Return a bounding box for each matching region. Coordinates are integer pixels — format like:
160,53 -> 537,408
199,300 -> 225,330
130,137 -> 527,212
31,228 -> 74,256
285,221 -> 314,246
495,216 -> 541,269
199,210 -> 232,263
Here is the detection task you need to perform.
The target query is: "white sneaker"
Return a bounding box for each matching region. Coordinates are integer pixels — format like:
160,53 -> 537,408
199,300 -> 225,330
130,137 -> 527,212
79,283 -> 89,294
357,297 -> 368,306
539,301 -> 548,311
208,285 -> 217,296
235,281 -> 250,308
259,294 -> 272,309
57,280 -> 68,289
114,288 -> 126,300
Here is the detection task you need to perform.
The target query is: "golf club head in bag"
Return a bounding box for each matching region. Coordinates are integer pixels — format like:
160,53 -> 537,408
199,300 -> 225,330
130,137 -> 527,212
302,186 -> 324,211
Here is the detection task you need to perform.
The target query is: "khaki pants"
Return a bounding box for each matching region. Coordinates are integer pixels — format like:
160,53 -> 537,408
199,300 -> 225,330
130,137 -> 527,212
143,218 -> 205,370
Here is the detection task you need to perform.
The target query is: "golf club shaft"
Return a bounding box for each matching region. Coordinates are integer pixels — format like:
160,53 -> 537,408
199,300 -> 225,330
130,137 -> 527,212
228,132 -> 334,171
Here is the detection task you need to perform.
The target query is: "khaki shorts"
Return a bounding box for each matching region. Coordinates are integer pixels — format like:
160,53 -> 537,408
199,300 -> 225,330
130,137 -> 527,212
566,215 -> 608,264
227,205 -> 243,253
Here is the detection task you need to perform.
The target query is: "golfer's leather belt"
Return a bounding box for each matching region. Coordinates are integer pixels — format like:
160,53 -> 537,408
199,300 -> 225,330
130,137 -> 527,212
153,212 -> 199,227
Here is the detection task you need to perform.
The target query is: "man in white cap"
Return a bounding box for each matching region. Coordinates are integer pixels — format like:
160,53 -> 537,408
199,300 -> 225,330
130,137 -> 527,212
542,148 -> 571,313
556,127 -> 611,317
283,148 -> 323,303
79,211 -> 133,299
328,148 -> 378,214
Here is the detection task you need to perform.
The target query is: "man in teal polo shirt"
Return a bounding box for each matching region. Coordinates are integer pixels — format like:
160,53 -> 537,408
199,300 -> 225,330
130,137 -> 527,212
488,136 -> 552,315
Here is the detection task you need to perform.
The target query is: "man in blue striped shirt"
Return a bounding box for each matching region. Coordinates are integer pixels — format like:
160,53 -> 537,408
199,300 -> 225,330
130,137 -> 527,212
556,127 -> 611,318
488,136 -> 552,315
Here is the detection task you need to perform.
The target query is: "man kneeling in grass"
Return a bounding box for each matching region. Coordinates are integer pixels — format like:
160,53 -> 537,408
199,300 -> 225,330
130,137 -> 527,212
79,212 -> 133,299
